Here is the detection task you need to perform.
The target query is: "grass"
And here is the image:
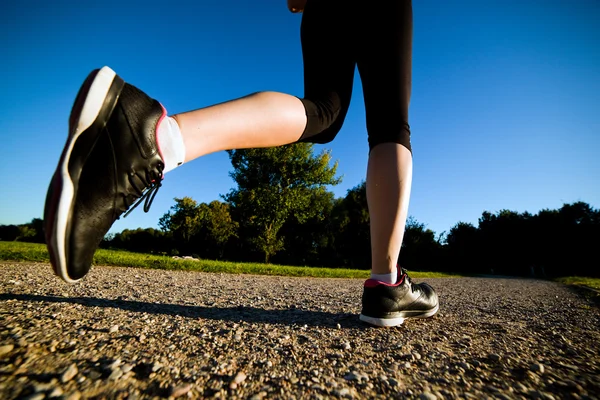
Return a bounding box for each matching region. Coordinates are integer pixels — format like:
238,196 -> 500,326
555,276 -> 600,291
0,241 -> 460,279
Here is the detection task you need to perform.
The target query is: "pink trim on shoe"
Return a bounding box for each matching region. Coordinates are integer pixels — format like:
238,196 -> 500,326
364,274 -> 406,288
155,103 -> 168,178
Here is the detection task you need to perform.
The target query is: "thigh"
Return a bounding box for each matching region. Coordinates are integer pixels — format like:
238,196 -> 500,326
357,0 -> 413,150
299,0 -> 356,141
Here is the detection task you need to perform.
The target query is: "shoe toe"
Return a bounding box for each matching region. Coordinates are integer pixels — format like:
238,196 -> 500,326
417,282 -> 439,308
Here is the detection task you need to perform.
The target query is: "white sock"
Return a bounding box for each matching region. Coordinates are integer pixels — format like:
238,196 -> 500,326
157,116 -> 186,173
370,267 -> 398,284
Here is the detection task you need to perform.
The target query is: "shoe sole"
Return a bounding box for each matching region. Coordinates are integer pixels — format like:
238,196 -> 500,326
359,303 -> 439,327
44,66 -> 124,283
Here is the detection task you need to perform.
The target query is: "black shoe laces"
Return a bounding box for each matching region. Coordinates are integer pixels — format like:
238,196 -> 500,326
122,166 -> 164,218
400,268 -> 416,292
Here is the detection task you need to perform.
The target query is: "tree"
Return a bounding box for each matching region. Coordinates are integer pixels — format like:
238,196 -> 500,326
15,218 -> 45,243
198,200 -> 239,259
103,228 -> 168,254
224,143 -> 341,263
276,188 -> 337,266
158,197 -> 202,254
332,181 -> 371,269
446,222 -> 480,273
399,217 -> 442,272
0,224 -> 20,241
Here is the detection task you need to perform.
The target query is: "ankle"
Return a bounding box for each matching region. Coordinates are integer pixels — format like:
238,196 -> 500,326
156,112 -> 186,173
370,266 -> 398,284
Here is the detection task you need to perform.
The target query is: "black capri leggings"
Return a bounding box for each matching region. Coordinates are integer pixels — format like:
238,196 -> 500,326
297,0 -> 413,153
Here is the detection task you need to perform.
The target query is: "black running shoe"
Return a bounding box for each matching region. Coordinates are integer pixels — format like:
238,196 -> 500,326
360,269 -> 439,327
44,66 -> 166,283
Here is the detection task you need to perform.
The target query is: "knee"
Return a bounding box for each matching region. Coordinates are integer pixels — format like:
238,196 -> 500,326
368,121 -> 412,153
298,93 -> 347,144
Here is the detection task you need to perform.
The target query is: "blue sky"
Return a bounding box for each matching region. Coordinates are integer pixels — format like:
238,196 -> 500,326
1,0 -> 598,238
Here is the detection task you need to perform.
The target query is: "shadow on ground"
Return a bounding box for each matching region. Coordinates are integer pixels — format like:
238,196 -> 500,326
0,293 -> 370,329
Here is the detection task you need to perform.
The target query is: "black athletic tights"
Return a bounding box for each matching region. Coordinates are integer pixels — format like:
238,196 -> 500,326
297,0 -> 413,152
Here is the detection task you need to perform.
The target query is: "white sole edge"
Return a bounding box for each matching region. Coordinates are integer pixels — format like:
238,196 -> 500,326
414,304 -> 440,319
53,66 -> 117,284
359,304 -> 439,327
359,314 -> 405,327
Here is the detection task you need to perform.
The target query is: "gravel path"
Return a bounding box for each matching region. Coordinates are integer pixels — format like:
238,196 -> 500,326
1,262 -> 599,400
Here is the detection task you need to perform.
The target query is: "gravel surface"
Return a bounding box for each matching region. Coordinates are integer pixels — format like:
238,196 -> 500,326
1,262 -> 599,400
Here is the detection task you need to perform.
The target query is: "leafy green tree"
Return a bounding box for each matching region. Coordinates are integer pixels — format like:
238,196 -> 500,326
0,224 -> 20,241
197,200 -> 239,259
332,181 -> 371,269
158,197 -> 202,254
276,188 -> 337,266
17,225 -> 36,241
445,222 -> 480,273
14,218 -> 45,243
554,202 -> 600,277
224,143 -> 341,263
399,217 -> 443,272
477,210 -> 534,275
103,227 -> 168,254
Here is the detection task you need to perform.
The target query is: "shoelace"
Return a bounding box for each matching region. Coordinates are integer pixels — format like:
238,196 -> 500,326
122,166 -> 164,218
400,267 -> 416,292
123,180 -> 162,218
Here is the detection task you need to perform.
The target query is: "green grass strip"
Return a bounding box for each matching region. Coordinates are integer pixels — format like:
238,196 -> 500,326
555,276 -> 600,291
0,241 -> 461,279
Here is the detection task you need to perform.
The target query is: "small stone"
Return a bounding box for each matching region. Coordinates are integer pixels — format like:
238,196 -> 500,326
249,392 -> 268,400
420,392 -> 437,400
530,363 -> 545,374
109,359 -> 122,370
0,344 -> 15,358
108,368 -> 123,381
32,382 -> 51,393
109,325 -> 119,333
87,370 -> 102,380
513,382 -> 529,393
232,371 -> 247,385
170,383 -> 193,398
121,363 -> 134,373
344,372 -> 360,381
64,391 -> 81,400
21,394 -> 45,400
48,386 -> 64,397
488,353 -> 501,362
61,363 -> 78,383
151,362 -> 162,372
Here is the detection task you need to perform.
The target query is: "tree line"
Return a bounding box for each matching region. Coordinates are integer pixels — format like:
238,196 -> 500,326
2,143 -> 598,278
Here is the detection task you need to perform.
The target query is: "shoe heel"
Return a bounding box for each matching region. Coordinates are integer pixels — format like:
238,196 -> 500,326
69,66 -> 123,139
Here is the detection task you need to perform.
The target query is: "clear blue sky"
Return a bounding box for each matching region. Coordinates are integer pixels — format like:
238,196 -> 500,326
1,0 -> 598,238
